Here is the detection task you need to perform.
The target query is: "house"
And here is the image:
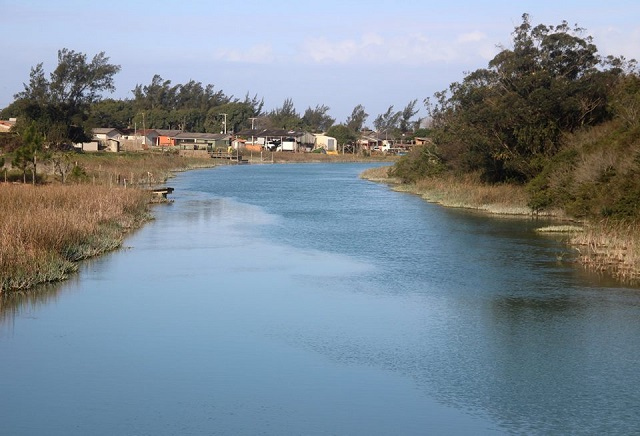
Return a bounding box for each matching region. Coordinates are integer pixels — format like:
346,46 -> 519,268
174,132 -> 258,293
120,129 -> 158,151
155,129 -> 183,147
0,118 -> 16,132
93,128 -> 122,152
235,129 -> 316,152
414,137 -> 432,146
357,132 -> 381,151
174,132 -> 231,150
313,134 -> 338,153
75,127 -> 122,152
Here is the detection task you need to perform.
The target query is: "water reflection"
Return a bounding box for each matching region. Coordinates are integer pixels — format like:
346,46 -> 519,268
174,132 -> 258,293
0,280 -> 73,330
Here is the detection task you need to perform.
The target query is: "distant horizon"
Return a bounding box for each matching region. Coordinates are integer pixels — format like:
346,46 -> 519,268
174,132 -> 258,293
2,1 -> 638,123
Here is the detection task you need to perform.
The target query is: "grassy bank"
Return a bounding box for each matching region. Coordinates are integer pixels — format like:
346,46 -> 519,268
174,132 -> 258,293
0,151 -> 219,294
69,151 -> 217,185
1,150 -> 392,294
361,165 -> 640,285
361,166 -> 546,216
570,221 -> 640,284
0,184 -> 152,293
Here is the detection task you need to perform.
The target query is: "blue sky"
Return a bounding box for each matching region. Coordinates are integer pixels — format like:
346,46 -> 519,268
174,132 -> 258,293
1,0 -> 639,124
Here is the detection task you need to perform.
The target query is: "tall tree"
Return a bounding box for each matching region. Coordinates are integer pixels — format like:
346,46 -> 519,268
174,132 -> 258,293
422,14 -> 622,182
14,49 -> 121,147
326,124 -> 356,149
301,104 -> 335,132
12,123 -> 44,184
346,104 -> 368,132
268,98 -> 302,130
399,99 -> 419,132
373,105 -> 401,133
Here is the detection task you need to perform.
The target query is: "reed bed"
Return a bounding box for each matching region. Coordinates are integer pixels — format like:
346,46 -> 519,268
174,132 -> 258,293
359,165 -> 399,182
361,168 -> 539,216
570,220 -> 640,284
0,184 -> 152,293
71,152 -> 215,186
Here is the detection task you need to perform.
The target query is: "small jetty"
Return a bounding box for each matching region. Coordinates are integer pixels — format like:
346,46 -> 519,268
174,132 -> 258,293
210,150 -> 249,164
150,187 -> 174,199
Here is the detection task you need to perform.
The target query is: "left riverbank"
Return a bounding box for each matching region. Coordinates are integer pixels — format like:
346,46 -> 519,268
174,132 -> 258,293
0,152 -> 218,294
0,151 -> 396,294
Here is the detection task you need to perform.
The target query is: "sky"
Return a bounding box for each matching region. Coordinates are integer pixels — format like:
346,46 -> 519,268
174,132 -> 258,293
1,0 -> 639,125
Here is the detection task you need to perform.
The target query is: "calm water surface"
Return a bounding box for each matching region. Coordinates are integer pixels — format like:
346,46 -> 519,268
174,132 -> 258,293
2,163 -> 640,435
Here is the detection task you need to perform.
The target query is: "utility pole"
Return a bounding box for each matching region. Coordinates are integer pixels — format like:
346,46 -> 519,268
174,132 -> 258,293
142,112 -> 146,148
221,113 -> 227,134
249,117 -> 257,147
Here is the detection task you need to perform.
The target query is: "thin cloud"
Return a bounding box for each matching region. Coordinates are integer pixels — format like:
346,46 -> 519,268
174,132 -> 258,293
213,43 -> 276,63
298,31 -> 497,66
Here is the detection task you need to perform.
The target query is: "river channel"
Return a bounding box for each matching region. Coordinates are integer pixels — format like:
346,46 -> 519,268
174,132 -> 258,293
1,163 -> 640,435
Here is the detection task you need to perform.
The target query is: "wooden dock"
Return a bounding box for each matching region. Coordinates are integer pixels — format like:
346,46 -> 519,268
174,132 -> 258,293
210,150 -> 248,164
151,187 -> 174,199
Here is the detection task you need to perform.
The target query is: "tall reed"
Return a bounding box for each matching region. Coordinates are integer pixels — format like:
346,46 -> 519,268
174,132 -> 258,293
0,184 -> 151,293
570,220 -> 640,283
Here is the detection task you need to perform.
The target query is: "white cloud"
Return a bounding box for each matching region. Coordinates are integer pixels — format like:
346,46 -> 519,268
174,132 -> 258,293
298,31 -> 498,66
213,43 -> 276,63
457,31 -> 487,43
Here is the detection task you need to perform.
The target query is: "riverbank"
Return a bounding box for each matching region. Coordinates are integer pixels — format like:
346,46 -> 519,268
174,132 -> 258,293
0,184 -> 152,293
0,152 -> 219,294
0,152 -> 396,294
360,165 -> 640,286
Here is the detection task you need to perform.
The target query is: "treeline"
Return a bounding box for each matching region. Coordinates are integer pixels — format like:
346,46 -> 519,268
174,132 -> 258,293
0,45 -> 423,185
0,51 -> 423,150
391,14 -> 640,221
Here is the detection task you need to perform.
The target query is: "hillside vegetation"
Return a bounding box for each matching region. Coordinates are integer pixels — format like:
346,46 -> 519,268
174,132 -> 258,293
389,14 -> 640,282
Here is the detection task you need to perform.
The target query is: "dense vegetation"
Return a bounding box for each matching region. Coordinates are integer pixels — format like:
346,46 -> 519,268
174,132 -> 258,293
391,14 -> 639,222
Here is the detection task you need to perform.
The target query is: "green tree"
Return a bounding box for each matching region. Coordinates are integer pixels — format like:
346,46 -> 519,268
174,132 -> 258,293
373,105 -> 401,134
418,14 -> 623,183
399,100 -> 419,132
326,124 -> 356,150
345,104 -> 368,132
205,101 -> 261,133
12,123 -> 44,184
14,49 -> 121,147
301,104 -> 335,132
88,98 -> 135,130
268,98 -> 302,130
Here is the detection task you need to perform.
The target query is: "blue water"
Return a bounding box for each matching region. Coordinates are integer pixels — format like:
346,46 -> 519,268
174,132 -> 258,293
1,163 -> 639,435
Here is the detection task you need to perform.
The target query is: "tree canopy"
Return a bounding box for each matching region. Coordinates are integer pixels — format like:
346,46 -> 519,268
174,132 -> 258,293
13,49 -> 121,146
415,14 -> 630,183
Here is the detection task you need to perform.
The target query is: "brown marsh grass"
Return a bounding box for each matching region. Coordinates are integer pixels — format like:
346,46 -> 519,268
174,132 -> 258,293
362,168 -> 541,216
570,220 -> 640,284
0,184 -> 151,293
71,151 -> 216,186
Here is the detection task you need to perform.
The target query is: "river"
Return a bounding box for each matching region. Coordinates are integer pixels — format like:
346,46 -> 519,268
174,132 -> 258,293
1,163 -> 639,435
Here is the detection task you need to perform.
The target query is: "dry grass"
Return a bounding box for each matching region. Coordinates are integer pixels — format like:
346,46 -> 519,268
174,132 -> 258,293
0,184 -> 151,293
362,169 -> 544,216
535,225 -> 584,233
69,151 -> 216,186
570,220 -> 640,284
359,165 -> 400,182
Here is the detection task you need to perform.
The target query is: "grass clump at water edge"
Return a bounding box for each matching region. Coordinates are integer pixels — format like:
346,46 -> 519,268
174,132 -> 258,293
0,184 -> 152,294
